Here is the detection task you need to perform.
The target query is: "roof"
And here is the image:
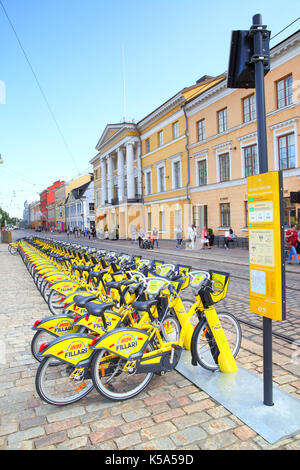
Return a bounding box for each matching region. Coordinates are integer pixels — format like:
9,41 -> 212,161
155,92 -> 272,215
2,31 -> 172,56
65,180 -> 92,204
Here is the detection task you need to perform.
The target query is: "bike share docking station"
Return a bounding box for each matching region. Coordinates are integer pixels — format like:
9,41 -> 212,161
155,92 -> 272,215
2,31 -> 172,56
177,14 -> 300,445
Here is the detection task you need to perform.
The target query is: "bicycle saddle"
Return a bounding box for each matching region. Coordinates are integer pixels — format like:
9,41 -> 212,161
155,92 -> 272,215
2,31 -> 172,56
73,294 -> 98,308
85,301 -> 115,317
132,299 -> 158,313
71,264 -> 97,272
106,280 -> 135,290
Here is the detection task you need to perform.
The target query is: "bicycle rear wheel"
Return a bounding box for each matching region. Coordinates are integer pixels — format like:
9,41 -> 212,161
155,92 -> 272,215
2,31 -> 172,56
91,346 -> 154,401
35,357 -> 93,406
48,289 -> 66,315
193,312 -> 241,371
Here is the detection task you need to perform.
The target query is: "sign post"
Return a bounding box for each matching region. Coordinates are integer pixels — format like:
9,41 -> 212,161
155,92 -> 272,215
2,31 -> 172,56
228,13 -> 286,406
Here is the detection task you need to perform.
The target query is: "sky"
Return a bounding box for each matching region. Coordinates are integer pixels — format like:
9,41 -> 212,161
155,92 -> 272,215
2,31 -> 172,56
0,0 -> 299,218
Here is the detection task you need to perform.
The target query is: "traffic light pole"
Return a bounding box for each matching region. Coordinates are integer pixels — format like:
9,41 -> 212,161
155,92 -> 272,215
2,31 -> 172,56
250,13 -> 274,406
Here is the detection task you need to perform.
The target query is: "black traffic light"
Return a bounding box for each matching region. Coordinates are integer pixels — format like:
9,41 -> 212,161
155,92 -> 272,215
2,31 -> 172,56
227,28 -> 270,89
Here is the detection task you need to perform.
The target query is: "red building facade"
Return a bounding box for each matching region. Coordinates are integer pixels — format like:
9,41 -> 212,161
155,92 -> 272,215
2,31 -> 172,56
40,180 -> 65,230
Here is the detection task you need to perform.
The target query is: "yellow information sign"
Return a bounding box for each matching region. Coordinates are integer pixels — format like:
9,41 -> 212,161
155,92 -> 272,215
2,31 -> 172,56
247,171 -> 286,321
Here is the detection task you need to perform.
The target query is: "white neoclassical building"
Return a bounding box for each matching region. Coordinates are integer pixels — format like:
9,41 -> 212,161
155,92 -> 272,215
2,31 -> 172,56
65,177 -> 95,232
90,123 -> 143,239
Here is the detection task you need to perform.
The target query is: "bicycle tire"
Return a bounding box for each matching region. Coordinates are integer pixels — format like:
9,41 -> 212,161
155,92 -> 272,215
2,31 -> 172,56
192,311 -> 241,371
35,356 -> 93,406
47,289 -> 66,315
91,346 -> 154,401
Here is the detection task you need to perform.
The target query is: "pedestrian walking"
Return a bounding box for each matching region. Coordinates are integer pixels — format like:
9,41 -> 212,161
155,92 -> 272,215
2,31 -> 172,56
286,225 -> 300,265
131,225 -> 137,244
201,227 -> 210,249
138,227 -> 145,248
152,227 -> 159,248
187,224 -> 196,249
175,226 -> 183,249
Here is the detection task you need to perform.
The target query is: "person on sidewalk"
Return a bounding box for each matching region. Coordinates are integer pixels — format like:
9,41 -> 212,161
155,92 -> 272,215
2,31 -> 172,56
130,225 -> 137,244
138,227 -> 145,248
187,224 -> 196,249
224,229 -> 236,249
175,226 -> 183,249
286,225 -> 300,265
152,227 -> 159,248
201,227 -> 210,249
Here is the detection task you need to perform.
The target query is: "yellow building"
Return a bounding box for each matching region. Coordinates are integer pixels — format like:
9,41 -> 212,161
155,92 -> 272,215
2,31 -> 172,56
91,30 -> 300,241
54,174 -> 93,232
187,30 -> 300,240
91,76 -> 224,240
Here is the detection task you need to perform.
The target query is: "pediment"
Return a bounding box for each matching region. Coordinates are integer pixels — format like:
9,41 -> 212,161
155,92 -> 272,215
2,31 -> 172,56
95,122 -> 137,151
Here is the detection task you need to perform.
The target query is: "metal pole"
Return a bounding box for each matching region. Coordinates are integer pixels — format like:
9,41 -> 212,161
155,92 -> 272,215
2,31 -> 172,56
252,13 -> 274,406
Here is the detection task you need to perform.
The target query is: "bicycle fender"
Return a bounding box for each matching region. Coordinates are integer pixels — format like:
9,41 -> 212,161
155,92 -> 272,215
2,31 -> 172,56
32,313 -> 80,337
38,333 -> 95,365
90,327 -> 151,360
42,273 -> 71,283
75,310 -> 122,335
50,280 -> 80,295
204,308 -> 238,373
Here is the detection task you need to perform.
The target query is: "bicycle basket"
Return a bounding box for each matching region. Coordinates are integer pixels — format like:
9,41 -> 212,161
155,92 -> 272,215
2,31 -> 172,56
206,270 -> 230,305
176,265 -> 192,289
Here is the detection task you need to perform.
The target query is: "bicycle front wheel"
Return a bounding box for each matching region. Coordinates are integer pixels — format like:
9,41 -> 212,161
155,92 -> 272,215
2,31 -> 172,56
193,312 -> 241,371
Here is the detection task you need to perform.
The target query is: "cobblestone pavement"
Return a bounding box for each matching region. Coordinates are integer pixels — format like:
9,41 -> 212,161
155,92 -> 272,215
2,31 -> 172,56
1,242 -> 300,450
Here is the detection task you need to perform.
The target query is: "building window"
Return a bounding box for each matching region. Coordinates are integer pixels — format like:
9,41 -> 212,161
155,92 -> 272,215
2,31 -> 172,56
145,138 -> 150,153
219,153 -> 230,182
145,170 -> 152,195
243,94 -> 256,123
148,211 -> 152,231
89,203 -> 95,214
173,121 -> 179,139
277,75 -> 293,109
244,144 -> 258,177
217,108 -> 228,133
197,159 -> 207,186
172,160 -> 181,189
220,203 -> 230,227
159,211 -> 166,231
278,133 -> 295,170
157,165 -> 165,193
197,119 -> 205,141
134,176 -> 139,197
158,131 -> 163,147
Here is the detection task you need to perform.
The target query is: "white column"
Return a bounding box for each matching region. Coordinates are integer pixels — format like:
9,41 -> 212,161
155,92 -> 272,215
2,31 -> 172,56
101,158 -> 107,205
107,155 -> 114,203
126,142 -> 135,200
117,147 -> 125,202
137,141 -> 142,198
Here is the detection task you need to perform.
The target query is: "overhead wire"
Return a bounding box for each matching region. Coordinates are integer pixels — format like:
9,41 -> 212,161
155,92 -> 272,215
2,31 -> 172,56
270,16 -> 300,41
0,0 -> 80,175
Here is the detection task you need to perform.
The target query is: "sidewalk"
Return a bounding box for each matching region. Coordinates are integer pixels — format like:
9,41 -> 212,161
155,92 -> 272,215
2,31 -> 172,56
16,230 -> 300,273
85,237 -> 300,274
1,243 -> 300,450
